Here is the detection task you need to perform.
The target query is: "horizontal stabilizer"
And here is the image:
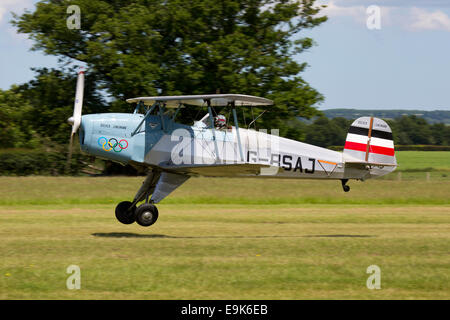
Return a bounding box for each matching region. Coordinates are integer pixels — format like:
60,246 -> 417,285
345,160 -> 397,168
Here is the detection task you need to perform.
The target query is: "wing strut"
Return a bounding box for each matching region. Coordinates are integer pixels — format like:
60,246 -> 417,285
131,102 -> 157,136
159,103 -> 166,132
206,100 -> 221,164
231,101 -> 244,162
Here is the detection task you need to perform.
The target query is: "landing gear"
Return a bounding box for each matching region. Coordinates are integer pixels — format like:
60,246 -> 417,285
135,203 -> 159,227
115,170 -> 161,227
115,201 -> 159,227
341,179 -> 350,192
115,201 -> 137,224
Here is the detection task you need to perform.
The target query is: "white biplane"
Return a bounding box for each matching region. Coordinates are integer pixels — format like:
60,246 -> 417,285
68,71 -> 397,227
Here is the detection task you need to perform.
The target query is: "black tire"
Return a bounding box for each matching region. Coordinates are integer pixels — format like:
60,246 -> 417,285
343,185 -> 350,192
135,203 -> 159,227
115,201 -> 136,224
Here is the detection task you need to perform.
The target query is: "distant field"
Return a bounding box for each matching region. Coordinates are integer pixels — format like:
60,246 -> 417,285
395,151 -> 450,172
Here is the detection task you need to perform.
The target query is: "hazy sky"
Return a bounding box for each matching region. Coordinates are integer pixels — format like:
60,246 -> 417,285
1,0 -> 449,110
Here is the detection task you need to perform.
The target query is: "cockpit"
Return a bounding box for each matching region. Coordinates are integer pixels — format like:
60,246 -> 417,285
193,113 -> 232,131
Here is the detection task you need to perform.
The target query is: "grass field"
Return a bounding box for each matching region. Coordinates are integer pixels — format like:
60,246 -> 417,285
0,151 -> 449,299
395,151 -> 450,172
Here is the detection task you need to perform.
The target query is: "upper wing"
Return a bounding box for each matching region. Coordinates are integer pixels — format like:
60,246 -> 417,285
126,94 -> 273,108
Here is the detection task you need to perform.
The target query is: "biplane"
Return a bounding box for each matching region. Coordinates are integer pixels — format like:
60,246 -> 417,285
68,70 -> 397,227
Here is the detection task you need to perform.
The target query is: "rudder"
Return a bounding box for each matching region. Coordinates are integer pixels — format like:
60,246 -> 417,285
343,117 -> 397,166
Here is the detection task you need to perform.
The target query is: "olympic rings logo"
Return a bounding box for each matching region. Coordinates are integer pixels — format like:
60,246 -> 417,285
97,137 -> 129,153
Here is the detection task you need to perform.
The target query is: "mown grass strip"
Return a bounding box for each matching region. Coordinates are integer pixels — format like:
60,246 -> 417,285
1,196 -> 448,206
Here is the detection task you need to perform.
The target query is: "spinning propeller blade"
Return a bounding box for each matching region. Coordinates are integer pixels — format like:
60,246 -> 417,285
66,68 -> 85,172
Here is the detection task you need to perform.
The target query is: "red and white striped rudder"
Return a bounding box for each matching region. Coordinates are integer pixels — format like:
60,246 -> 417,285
343,117 -> 397,166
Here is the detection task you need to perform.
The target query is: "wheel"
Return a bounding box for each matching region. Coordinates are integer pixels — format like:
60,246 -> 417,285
115,201 -> 136,224
135,203 -> 159,227
343,185 -> 350,192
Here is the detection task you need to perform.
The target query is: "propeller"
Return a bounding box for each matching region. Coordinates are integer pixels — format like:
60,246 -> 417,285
66,68 -> 85,172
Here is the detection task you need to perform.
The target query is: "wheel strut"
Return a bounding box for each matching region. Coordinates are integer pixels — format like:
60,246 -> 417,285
341,179 -> 350,192
115,170 -> 161,226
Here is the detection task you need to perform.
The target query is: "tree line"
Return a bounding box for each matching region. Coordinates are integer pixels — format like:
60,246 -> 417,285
289,115 -> 450,148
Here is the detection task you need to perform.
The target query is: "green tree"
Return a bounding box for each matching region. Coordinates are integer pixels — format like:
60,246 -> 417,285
0,87 -> 38,149
392,115 -> 433,145
12,68 -> 107,144
12,0 -> 327,129
430,123 -> 450,146
304,116 -> 347,148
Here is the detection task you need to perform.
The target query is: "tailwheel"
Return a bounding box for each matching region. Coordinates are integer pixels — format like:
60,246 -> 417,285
341,179 -> 350,192
115,201 -> 137,224
135,203 -> 159,227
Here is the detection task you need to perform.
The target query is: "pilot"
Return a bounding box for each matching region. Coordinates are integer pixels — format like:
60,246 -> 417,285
214,114 -> 227,130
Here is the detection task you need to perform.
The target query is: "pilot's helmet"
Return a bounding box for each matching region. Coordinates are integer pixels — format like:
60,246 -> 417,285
215,115 -> 226,127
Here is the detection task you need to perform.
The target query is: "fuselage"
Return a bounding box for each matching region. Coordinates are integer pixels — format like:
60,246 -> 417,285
78,112 -> 390,180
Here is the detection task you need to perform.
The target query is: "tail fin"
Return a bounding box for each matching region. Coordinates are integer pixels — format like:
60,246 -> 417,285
343,117 -> 397,168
